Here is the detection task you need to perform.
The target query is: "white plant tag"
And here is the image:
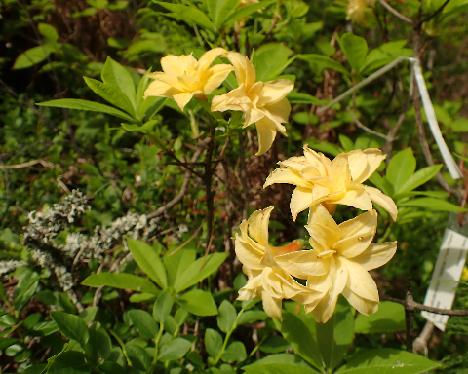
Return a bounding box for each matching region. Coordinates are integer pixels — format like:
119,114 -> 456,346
422,214 -> 468,331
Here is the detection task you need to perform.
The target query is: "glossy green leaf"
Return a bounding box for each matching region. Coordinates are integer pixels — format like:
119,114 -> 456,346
242,354 -> 319,374
14,270 -> 39,310
205,328 -> 223,357
51,312 -> 89,347
83,77 -> 135,116
386,148 -> 416,193
86,326 -> 112,361
127,239 -> 167,288
206,0 -> 239,29
178,288 -> 218,316
281,312 -> 322,369
154,1 -> 216,32
253,43 -> 294,81
127,309 -> 158,339
38,23 -> 59,42
174,252 -> 227,292
237,310 -> 267,325
101,56 -> 137,110
153,290 -> 174,322
399,198 -> 466,212
339,33 -> 369,72
158,337 -> 192,361
222,341 -> 246,363
217,300 -> 237,333
48,351 -> 90,374
226,0 -> 276,23
82,272 -> 159,294
13,44 -> 56,69
336,348 -> 440,373
397,165 -> 442,195
37,99 -> 135,122
164,249 -> 196,287
297,54 -> 348,76
355,301 -> 405,334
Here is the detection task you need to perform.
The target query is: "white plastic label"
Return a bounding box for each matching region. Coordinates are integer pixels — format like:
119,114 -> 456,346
422,216 -> 468,331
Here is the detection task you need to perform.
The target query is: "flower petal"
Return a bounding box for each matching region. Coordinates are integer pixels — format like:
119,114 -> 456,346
254,118 -> 277,155
261,290 -> 282,319
335,210 -> 377,258
263,98 -> 291,129
306,204 -> 340,251
204,64 -> 233,93
290,186 -> 314,221
247,206 -> 273,246
144,79 -> 174,98
227,52 -> 256,88
333,187 -> 373,211
352,242 -> 397,270
211,86 -> 247,112
161,55 -> 197,77
197,47 -> 227,71
258,80 -> 294,105
263,167 -> 311,189
364,185 -> 398,221
275,250 -> 328,279
342,286 -> 378,316
173,93 -> 193,111
345,148 -> 385,184
340,257 -> 378,302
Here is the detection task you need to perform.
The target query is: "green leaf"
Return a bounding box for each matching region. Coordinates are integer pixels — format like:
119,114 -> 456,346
338,33 -> 369,72
13,44 -> 56,69
48,351 -> 90,374
399,198 -> 466,212
82,272 -> 159,294
217,300 -> 237,333
51,312 -> 89,347
386,148 -> 416,193
38,23 -> 59,42
37,99 -> 135,122
127,239 -> 167,288
178,289 -> 218,316
101,56 -> 137,111
226,0 -> 276,22
281,312 -> 322,369
287,92 -> 329,105
297,54 -> 348,76
205,328 -> 223,357
126,343 -> 151,370
154,1 -> 216,32
451,117 -> 468,132
336,348 -> 440,373
158,337 -> 192,361
316,300 -> 354,370
86,326 -> 112,361
164,249 -> 196,287
355,301 -> 405,334
127,309 -> 158,339
237,310 -> 267,325
14,270 -> 39,310
175,252 -> 227,292
253,43 -> 293,81
397,165 -> 442,195
243,354 -> 320,374
222,341 -> 247,363
361,40 -> 411,75
83,77 -> 136,116
206,0 -> 239,29
153,290 -> 174,322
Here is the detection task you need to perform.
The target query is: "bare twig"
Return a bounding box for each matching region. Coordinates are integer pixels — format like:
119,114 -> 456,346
412,321 -> 434,354
382,295 -> 468,317
0,159 -> 56,169
417,0 -> 451,27
354,119 -> 391,140
378,0 -> 412,24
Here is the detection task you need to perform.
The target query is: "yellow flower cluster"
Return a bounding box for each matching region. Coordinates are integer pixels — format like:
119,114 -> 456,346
347,0 -> 375,24
144,48 -> 293,155
235,148 -> 398,322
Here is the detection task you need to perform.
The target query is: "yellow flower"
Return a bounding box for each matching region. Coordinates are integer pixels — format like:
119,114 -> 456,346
235,206 -> 321,319
212,52 -> 294,156
239,0 -> 258,6
263,146 -> 398,221
144,48 -> 233,111
347,0 -> 375,24
276,205 -> 397,323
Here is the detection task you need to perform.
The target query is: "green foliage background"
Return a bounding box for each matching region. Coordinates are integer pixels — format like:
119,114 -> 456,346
0,0 -> 467,373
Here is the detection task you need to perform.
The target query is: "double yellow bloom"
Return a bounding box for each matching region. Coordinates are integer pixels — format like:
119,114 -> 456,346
236,147 -> 398,323
144,48 -> 293,155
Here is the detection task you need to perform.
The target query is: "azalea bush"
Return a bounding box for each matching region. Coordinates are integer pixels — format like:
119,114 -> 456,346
1,0 -> 468,373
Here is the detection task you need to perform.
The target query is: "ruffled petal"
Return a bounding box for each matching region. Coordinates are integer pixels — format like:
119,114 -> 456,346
306,205 -> 340,251
203,64 -> 233,93
227,52 -> 256,88
333,187 -> 373,211
352,242 -> 397,270
161,55 -> 197,77
342,286 -> 378,316
173,93 -> 193,111
335,210 -> 377,258
345,148 -> 385,184
247,206 -> 273,246
290,186 -> 314,221
275,250 -> 328,279
211,86 -> 248,112
261,291 -> 282,319
144,79 -> 174,98
364,185 -> 398,221
263,167 -> 311,189
254,117 -> 277,155
197,48 -> 227,71
258,80 -> 294,105
340,257 -> 379,302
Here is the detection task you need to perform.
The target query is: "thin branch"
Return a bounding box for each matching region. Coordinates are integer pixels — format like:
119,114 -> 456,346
204,125 -> 216,253
418,0 -> 451,26
382,295 -> 468,317
378,0 -> 412,24
0,159 -> 56,169
354,119 -> 391,140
